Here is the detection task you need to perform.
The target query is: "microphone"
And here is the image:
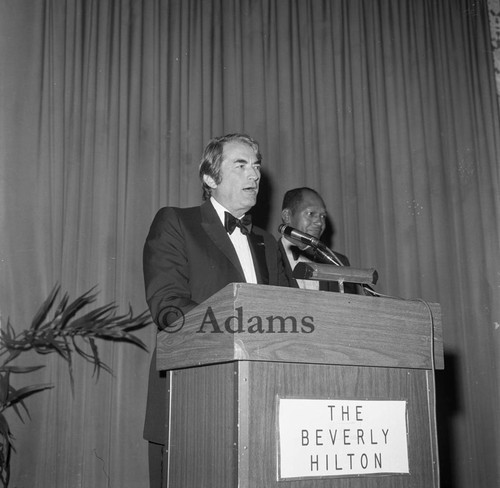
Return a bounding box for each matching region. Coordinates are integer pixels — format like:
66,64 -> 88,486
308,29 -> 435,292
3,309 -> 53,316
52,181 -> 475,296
278,224 -> 321,248
278,224 -> 343,266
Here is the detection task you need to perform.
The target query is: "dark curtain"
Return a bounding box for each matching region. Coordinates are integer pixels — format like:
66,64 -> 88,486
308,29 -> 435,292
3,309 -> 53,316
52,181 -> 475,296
0,0 -> 499,486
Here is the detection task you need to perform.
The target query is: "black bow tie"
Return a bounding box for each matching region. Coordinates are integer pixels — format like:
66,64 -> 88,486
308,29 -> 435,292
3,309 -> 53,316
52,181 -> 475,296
290,245 -> 316,261
224,212 -> 252,235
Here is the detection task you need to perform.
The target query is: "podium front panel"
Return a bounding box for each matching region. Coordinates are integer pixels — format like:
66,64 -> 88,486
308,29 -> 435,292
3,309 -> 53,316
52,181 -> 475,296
166,360 -> 439,487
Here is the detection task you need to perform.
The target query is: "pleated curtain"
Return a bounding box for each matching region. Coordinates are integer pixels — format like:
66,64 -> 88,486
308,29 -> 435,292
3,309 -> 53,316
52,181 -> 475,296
0,1 -> 499,486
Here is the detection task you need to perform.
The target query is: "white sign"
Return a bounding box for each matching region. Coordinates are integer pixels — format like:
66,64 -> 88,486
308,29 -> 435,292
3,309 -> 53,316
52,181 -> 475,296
278,399 -> 409,479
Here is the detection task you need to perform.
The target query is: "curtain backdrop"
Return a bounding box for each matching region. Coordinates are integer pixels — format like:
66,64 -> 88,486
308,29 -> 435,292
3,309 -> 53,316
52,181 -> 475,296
489,0 -> 500,105
1,1 -> 499,486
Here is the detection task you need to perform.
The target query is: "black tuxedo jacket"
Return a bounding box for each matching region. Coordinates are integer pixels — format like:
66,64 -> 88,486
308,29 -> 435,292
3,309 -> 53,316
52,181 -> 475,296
278,239 -> 361,294
143,200 -> 289,443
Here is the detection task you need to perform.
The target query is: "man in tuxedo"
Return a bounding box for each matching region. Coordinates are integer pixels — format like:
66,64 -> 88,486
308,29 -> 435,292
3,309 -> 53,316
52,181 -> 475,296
279,187 -> 361,294
143,133 -> 289,487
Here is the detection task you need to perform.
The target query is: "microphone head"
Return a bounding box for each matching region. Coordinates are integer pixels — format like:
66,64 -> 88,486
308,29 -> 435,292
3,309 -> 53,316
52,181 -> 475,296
278,224 -> 287,234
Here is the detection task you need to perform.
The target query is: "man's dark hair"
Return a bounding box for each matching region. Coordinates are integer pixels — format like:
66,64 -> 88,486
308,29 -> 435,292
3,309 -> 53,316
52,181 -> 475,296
199,133 -> 261,200
281,187 -> 323,214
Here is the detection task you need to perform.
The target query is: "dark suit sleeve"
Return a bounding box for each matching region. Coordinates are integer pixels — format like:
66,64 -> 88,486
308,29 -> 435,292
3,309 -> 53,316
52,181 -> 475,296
143,207 -> 198,329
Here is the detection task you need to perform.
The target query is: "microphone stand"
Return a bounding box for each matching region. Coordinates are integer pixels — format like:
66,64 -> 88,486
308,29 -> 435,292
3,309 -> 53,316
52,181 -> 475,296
292,262 -> 378,294
280,225 -> 378,294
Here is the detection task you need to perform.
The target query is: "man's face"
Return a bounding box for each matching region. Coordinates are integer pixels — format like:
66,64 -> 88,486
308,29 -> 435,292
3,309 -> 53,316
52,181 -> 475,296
206,141 -> 261,217
283,191 -> 327,244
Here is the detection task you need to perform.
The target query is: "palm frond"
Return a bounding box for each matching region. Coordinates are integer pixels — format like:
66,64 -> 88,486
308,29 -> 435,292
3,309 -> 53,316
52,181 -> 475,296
29,286 -> 60,331
0,283 -> 152,478
0,366 -> 45,375
0,414 -> 13,442
0,383 -> 54,418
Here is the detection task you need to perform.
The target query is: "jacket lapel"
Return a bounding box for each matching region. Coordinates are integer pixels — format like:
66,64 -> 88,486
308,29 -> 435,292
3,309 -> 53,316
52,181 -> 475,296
200,200 -> 246,281
248,232 -> 269,284
278,240 -> 299,288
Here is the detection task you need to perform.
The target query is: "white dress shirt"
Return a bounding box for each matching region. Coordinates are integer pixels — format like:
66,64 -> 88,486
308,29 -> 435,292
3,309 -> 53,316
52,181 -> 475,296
211,197 -> 258,284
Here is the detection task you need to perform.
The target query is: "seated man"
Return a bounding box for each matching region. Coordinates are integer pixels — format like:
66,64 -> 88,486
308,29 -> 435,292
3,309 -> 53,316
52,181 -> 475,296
279,187 -> 362,294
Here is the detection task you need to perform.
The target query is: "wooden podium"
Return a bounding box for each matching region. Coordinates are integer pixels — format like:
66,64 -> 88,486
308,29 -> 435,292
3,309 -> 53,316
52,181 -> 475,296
156,283 -> 444,487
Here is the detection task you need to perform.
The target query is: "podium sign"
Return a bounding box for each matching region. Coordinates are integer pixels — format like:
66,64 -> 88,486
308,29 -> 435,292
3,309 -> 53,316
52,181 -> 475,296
277,398 -> 409,479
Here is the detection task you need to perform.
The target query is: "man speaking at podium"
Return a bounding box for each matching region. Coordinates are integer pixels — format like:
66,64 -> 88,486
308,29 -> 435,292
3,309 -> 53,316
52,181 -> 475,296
142,133 -> 289,487
279,187 -> 362,294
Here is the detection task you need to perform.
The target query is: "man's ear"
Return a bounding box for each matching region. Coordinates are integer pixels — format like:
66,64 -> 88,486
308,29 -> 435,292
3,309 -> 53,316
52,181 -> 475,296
203,174 -> 218,189
281,208 -> 291,224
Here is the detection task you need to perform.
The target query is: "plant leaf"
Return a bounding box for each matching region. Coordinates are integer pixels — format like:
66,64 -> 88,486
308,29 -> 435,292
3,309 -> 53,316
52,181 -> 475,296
0,413 -> 13,440
0,365 -> 45,374
7,384 -> 53,405
0,372 -> 10,404
30,285 -> 60,330
2,384 -> 54,419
